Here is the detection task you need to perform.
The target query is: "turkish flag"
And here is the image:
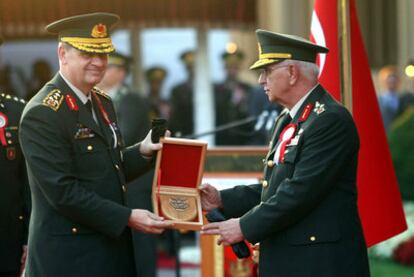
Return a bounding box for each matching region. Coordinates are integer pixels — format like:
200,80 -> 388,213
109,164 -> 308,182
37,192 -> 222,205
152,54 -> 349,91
310,0 -> 407,247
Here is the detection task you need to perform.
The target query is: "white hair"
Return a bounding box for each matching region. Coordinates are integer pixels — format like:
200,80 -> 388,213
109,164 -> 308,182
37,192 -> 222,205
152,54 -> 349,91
282,59 -> 319,82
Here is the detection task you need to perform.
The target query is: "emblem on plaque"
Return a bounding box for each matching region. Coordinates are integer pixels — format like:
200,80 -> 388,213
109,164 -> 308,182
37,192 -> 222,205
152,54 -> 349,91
159,194 -> 197,221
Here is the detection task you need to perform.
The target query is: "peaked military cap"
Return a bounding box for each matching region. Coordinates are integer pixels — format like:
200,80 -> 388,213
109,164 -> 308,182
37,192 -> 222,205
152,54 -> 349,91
46,12 -> 119,54
145,66 -> 167,82
222,50 -> 244,66
108,52 -> 132,69
250,29 -> 329,70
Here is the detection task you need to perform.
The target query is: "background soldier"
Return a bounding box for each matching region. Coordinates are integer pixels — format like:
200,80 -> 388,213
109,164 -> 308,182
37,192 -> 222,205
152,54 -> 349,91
98,52 -> 150,144
214,50 -> 254,145
99,53 -> 157,277
0,36 -> 30,277
146,66 -> 170,121
169,50 -> 195,137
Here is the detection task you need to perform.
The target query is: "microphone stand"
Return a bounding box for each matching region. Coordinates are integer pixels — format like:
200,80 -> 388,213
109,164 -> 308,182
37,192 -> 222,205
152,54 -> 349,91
181,115 -> 258,139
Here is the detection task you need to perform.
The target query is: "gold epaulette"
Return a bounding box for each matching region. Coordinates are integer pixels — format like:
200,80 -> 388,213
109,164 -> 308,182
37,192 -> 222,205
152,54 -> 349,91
42,89 -> 64,111
92,87 -> 111,100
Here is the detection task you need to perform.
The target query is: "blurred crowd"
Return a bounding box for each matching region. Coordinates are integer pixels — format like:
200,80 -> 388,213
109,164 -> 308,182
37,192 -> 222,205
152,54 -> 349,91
377,62 -> 414,202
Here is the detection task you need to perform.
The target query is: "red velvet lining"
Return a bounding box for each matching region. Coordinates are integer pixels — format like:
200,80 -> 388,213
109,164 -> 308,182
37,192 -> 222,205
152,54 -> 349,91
159,143 -> 203,188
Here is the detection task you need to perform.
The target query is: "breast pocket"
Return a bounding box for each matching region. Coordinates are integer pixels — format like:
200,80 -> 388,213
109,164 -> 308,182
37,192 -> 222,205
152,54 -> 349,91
74,137 -> 110,179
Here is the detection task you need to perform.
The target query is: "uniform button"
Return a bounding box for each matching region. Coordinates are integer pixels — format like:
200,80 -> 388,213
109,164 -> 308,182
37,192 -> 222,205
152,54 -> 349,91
18,215 -> 24,220
310,236 -> 316,241
87,145 -> 93,151
7,139 -> 12,144
72,227 -> 78,234
262,180 -> 268,188
262,158 -> 266,164
115,164 -> 120,170
267,160 -> 274,167
122,185 -> 127,192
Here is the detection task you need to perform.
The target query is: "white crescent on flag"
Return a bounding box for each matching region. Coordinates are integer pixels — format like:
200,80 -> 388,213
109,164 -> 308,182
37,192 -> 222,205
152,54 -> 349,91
310,10 -> 327,76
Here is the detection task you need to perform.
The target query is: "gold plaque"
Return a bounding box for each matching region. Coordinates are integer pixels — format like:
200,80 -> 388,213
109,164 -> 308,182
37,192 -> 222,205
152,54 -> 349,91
159,194 -> 198,221
152,137 -> 207,230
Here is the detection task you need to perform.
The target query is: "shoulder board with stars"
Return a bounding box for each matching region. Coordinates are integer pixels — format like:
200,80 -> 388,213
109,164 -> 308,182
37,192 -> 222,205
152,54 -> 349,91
92,87 -> 111,100
1,93 -> 26,104
42,89 -> 64,111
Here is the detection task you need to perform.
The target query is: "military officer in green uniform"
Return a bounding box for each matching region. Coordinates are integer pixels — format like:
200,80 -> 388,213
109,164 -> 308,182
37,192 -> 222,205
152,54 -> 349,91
146,66 -> 170,120
99,52 -> 151,144
0,37 -> 30,277
201,30 -> 370,276
19,13 -> 172,277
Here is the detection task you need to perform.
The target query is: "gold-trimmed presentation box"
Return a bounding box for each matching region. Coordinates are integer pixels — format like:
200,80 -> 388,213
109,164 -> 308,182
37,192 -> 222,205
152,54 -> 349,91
152,137 -> 207,230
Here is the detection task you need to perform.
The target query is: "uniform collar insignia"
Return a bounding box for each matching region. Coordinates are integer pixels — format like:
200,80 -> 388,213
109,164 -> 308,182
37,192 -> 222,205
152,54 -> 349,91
313,101 -> 325,115
299,103 -> 313,122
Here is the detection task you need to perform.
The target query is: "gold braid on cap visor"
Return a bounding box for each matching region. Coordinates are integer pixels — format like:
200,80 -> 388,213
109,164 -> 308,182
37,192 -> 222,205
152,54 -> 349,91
259,53 -> 292,59
61,37 -> 115,53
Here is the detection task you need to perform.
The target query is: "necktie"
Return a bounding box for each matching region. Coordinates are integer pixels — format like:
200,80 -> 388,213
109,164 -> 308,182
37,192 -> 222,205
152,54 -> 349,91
85,100 -> 93,114
85,99 -> 99,124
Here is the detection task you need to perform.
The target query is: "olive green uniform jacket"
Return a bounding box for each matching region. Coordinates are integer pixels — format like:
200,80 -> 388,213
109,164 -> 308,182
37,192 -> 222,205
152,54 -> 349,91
220,85 -> 370,277
0,93 -> 30,274
19,74 -> 151,277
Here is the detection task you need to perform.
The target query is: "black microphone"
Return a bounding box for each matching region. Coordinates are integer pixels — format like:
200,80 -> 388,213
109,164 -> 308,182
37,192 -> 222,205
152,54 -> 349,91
151,118 -> 167,143
205,209 -> 251,259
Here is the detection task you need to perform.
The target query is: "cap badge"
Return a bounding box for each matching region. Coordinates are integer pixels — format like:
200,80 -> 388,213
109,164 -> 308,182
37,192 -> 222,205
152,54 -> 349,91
91,23 -> 107,38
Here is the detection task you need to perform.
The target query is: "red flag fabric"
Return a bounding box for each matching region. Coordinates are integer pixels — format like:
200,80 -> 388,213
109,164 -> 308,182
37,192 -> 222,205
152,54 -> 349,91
310,0 -> 407,247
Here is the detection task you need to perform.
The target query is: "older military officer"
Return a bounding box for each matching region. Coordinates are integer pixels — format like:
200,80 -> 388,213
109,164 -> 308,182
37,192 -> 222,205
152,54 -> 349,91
19,13 -> 172,277
201,30 -> 370,276
0,37 -> 30,277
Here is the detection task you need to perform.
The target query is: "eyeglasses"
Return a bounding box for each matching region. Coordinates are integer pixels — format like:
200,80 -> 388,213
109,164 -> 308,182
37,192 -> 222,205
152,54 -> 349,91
260,64 -> 289,77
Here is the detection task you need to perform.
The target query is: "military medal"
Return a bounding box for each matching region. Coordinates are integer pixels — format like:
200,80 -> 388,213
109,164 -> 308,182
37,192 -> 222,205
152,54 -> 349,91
278,123 -> 297,163
66,94 -> 78,111
0,112 -> 8,146
74,127 -> 95,139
